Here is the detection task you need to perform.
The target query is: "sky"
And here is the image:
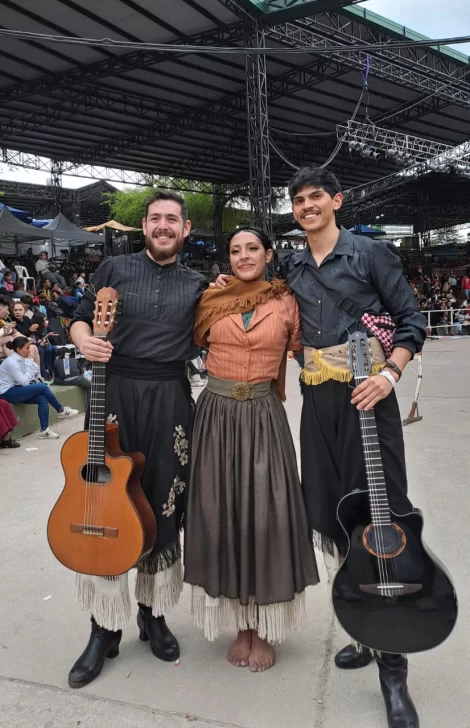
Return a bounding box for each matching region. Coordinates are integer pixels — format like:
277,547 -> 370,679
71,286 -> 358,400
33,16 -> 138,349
365,0 -> 470,54
1,0 -> 469,192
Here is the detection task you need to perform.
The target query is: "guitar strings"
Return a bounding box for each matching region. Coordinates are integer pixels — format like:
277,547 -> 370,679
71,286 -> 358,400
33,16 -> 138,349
355,341 -> 400,595
358,401 -> 390,594
353,342 -> 390,595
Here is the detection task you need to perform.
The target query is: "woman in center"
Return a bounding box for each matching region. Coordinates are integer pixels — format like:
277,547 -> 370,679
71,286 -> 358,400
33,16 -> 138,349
185,227 -> 319,672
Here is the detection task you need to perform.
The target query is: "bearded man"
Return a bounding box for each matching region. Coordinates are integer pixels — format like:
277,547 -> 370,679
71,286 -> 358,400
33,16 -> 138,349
68,191 -> 207,688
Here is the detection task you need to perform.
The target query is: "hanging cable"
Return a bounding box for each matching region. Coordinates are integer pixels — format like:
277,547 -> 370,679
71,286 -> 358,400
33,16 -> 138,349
1,27 -> 470,55
269,82 -> 367,171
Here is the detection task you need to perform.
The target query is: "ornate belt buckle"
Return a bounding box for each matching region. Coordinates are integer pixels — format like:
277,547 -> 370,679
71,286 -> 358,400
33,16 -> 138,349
231,382 -> 252,401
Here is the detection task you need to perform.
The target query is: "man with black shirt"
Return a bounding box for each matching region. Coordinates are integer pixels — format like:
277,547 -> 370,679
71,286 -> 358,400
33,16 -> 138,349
68,191 -> 207,688
285,167 -> 425,728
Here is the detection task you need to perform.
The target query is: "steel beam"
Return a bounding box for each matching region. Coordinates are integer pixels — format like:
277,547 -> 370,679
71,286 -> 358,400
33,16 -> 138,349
0,52 -> 347,150
246,25 -> 273,237
50,160 -> 63,215
264,16 -> 470,109
49,55 -> 346,169
0,148 -> 247,194
0,22 -> 246,107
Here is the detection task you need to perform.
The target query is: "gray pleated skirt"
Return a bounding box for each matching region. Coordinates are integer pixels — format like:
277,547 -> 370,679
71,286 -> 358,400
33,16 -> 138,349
184,381 -> 319,643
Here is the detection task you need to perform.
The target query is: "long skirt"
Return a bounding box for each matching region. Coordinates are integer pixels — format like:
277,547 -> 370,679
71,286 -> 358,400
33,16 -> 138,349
76,373 -> 193,630
184,388 -> 319,644
0,400 -> 18,440
300,379 -> 412,555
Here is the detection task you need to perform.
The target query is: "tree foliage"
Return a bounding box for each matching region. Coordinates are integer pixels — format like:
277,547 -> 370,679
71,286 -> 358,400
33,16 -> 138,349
431,227 -> 464,247
104,180 -> 284,234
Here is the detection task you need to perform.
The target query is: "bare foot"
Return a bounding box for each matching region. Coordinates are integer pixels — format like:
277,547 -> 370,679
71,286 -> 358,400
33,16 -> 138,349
227,630 -> 252,667
249,631 -> 275,673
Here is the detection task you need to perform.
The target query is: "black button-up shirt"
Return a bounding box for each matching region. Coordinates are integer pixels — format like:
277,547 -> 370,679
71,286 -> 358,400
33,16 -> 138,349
72,251 -> 208,362
283,227 -> 426,356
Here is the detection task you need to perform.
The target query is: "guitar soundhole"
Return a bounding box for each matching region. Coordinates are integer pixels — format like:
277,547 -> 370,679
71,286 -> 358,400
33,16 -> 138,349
81,464 -> 111,484
363,523 -> 407,559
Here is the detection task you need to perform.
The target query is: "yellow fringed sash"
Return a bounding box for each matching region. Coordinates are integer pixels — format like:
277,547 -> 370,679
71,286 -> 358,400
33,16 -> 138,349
300,338 -> 386,386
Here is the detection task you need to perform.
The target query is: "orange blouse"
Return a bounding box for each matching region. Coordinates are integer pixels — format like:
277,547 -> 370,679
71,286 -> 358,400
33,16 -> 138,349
205,292 -> 301,383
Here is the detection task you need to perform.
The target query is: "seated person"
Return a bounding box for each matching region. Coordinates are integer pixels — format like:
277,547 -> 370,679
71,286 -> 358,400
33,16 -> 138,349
2,271 -> 15,292
21,295 -> 35,320
29,312 -> 59,380
53,350 -> 91,429
0,399 -> 20,449
35,252 -> 67,289
12,281 -> 29,300
10,300 -> 40,337
0,336 -> 78,440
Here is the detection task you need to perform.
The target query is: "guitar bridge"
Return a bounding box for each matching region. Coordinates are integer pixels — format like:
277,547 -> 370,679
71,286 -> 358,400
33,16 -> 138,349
359,583 -> 422,596
70,523 -> 118,538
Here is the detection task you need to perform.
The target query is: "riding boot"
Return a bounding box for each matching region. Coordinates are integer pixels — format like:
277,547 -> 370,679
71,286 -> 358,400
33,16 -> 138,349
377,653 -> 420,728
137,603 -> 180,662
335,644 -> 373,669
68,617 -> 122,689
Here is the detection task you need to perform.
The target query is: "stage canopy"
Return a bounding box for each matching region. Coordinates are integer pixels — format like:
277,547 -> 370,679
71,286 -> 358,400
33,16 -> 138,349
0,1 -> 469,192
43,213 -> 104,245
84,220 -> 138,233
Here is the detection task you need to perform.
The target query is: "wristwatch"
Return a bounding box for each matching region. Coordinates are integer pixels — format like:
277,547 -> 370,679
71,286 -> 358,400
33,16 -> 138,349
385,358 -> 402,381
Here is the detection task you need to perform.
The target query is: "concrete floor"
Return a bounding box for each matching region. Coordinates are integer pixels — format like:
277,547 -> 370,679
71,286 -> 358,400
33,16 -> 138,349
1,339 -> 468,728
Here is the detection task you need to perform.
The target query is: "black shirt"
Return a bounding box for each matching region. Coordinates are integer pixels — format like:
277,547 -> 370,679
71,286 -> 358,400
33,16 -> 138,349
71,251 -> 208,362
283,227 -> 426,356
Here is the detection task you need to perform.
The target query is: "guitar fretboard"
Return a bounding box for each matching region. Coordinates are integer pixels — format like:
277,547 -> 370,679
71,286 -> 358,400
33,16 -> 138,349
354,375 -> 391,526
87,335 -> 107,466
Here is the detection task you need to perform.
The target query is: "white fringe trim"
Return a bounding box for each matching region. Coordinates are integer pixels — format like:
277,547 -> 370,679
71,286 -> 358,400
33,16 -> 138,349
191,586 -> 306,644
76,572 -> 131,632
135,560 -> 183,617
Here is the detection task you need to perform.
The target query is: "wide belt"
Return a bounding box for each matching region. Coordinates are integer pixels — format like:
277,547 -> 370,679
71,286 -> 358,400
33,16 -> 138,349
107,354 -> 186,380
206,373 -> 272,401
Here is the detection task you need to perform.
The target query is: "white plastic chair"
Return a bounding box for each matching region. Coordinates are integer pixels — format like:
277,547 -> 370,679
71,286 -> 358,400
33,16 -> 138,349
15,265 -> 35,292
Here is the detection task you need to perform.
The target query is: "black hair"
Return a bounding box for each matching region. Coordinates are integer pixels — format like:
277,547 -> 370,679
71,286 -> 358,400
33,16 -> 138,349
226,226 -> 273,253
22,295 -> 33,306
0,295 -> 9,307
288,166 -> 342,202
144,190 -> 188,222
14,281 -> 24,290
3,269 -> 13,278
12,336 -> 29,352
31,311 -> 46,333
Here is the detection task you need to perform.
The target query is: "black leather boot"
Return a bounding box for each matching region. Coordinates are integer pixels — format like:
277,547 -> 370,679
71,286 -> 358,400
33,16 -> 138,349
377,654 -> 420,728
68,617 -> 122,689
335,644 -> 373,669
137,604 -> 180,662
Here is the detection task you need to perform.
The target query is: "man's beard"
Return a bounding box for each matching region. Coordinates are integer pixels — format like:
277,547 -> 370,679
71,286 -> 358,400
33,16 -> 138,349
145,233 -> 184,262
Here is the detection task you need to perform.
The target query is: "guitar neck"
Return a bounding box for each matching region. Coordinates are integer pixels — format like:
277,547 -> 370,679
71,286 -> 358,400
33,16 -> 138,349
88,335 -> 107,466
354,375 -> 391,526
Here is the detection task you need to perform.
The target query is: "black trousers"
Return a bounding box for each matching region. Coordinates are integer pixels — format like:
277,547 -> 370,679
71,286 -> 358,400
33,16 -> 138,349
300,379 -> 412,552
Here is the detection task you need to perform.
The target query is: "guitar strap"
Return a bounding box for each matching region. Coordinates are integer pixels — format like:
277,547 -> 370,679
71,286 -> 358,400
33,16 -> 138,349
305,265 -> 364,321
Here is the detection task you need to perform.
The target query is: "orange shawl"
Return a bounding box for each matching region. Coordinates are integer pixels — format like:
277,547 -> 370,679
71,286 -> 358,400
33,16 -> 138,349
194,277 -> 289,399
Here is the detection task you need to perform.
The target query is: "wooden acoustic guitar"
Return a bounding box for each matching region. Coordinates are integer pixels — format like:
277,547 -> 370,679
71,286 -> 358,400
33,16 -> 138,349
47,287 -> 156,576
332,331 -> 458,654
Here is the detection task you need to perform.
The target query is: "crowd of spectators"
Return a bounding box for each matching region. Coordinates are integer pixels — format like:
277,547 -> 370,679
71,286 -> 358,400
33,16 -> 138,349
406,265 -> 470,336
0,252 -> 97,447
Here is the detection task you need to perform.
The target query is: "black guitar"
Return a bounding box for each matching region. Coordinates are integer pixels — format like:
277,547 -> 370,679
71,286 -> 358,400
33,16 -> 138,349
332,332 -> 458,654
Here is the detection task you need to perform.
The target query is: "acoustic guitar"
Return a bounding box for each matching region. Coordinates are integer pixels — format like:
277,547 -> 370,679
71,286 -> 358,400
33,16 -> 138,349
47,287 -> 156,576
332,331 -> 458,654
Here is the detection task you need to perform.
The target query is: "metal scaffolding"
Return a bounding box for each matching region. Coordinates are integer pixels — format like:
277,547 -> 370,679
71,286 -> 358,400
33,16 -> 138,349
246,24 -> 273,236
50,160 -> 63,216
